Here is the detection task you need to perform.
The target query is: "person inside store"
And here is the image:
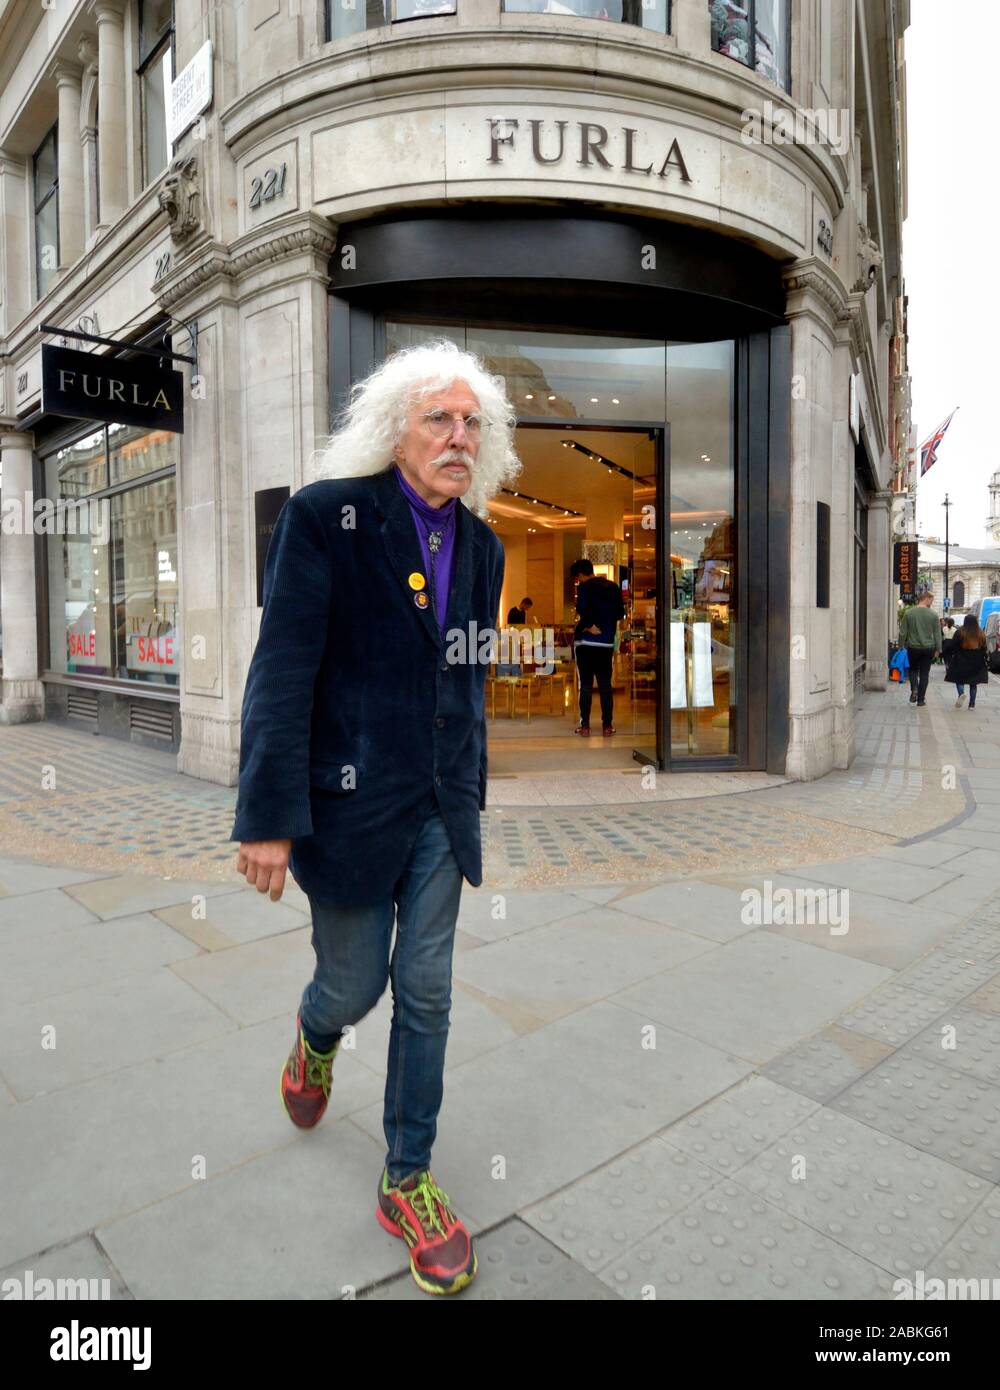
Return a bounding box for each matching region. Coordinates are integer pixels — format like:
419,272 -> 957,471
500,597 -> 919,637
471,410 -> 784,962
570,557 -> 626,736
230,339 -> 519,1296
507,595 -> 534,624
898,588 -> 941,706
943,612 -> 989,710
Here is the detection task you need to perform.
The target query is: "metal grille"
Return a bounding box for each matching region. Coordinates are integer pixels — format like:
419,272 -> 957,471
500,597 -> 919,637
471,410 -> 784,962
66,689 -> 99,722
129,702 -> 175,741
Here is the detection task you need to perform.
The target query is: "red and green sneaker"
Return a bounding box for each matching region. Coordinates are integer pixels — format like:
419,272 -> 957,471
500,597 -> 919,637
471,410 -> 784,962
279,1012 -> 339,1129
376,1168 -> 477,1295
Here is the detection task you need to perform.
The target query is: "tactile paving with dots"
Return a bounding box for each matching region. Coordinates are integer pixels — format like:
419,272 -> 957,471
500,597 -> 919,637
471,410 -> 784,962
832,1054 -> 1000,1183
898,1003 -> 1000,1086
360,1218 -> 619,1300
737,1106 -> 992,1275
929,1191 -> 1000,1282
595,1179 -> 895,1299
892,949 -> 1000,1005
519,1137 -> 720,1272
761,1026 -> 896,1104
837,983 -> 952,1048
656,1076 -> 819,1179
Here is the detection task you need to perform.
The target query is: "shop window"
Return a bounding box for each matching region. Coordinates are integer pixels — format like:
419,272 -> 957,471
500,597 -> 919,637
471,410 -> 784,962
45,427 -> 180,687
854,480 -> 868,664
710,0 -> 791,91
325,0 -> 456,40
503,0 -> 669,34
33,123 -> 60,301
138,0 -> 174,185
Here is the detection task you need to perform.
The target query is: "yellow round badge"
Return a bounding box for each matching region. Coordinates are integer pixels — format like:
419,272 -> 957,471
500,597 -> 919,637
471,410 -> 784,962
408,572 -> 426,591
414,592 -> 430,609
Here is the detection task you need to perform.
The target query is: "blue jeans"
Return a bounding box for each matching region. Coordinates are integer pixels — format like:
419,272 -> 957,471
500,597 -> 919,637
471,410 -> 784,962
298,804 -> 464,1185
956,683 -> 978,707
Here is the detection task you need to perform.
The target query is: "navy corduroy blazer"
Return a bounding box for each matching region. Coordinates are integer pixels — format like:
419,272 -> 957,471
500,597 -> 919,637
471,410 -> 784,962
230,468 -> 505,905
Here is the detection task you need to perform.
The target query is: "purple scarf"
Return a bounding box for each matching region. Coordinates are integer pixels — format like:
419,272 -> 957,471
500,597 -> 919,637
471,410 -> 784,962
393,465 -> 458,636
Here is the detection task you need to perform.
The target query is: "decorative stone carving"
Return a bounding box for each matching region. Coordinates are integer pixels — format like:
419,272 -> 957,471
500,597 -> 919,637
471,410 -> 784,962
853,221 -> 882,292
158,152 -> 202,244
78,34 -> 98,75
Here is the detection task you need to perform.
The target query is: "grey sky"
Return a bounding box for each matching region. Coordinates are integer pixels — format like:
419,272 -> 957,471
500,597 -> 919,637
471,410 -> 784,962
906,0 -> 997,547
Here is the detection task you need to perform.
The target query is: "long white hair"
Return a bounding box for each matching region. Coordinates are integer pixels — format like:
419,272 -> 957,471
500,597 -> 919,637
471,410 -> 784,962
308,339 -> 522,518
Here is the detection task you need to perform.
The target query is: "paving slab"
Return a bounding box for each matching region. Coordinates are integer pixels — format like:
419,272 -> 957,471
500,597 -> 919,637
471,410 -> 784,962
154,891 -> 309,949
363,1218 -> 621,1300
0,911 -> 200,1009
0,1235 -> 132,1301
520,1135 -> 721,1272
457,886 -> 602,942
966,977 -> 1000,1015
348,1000 -> 750,1228
452,906 -> 715,1025
0,968 -> 236,1099
63,874 -> 243,922
927,1189 -> 1000,1287
898,1003 -> 1000,1086
168,928 -> 315,1026
832,1054 -> 1000,1183
0,1015 -> 384,1269
0,859 -> 113,897
611,932 -> 891,1065
737,1106 -> 991,1275
893,945 -> 1000,1004
0,888 -> 97,935
871,843 -> 972,868
778,858 -> 959,903
97,1123 -> 401,1300
657,1076 -> 820,1178
608,880 -> 759,944
761,1025 -> 896,1104
596,1178 -> 895,1299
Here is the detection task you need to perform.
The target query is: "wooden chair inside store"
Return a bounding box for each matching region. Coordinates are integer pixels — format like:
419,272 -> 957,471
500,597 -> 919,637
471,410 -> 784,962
495,626 -> 535,721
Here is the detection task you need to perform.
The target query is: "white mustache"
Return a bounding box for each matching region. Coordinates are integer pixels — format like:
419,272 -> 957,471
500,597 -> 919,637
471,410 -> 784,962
433,450 -> 474,470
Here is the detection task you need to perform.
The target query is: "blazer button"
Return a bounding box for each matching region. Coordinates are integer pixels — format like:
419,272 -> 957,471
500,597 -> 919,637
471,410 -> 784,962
435,775 -> 442,786
439,664 -> 449,673
435,716 -> 445,728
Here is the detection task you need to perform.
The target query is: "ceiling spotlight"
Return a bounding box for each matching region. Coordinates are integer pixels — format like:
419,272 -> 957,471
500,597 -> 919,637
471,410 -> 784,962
612,398 -> 621,405
525,393 -> 534,401
548,394 -> 556,401
590,397 -> 599,403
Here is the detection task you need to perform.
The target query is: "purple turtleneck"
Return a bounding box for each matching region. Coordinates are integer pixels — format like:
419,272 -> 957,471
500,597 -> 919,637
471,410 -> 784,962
393,465 -> 458,636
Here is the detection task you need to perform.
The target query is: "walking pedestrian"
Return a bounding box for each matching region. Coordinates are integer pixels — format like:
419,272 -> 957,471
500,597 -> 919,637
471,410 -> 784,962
898,590 -> 940,707
570,558 -> 625,736
231,339 -> 518,1295
944,613 -> 989,710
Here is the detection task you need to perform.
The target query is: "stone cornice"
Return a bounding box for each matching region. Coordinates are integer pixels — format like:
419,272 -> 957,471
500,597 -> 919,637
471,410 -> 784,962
155,215 -> 338,311
782,258 -> 848,319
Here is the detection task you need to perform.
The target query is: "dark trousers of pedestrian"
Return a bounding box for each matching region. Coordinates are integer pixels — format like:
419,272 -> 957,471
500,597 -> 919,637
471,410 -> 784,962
576,644 -> 614,727
907,648 -> 934,703
297,801 -> 463,1186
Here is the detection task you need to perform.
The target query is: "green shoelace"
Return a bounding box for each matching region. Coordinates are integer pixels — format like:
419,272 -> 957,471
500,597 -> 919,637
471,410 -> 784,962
397,1172 -> 453,1239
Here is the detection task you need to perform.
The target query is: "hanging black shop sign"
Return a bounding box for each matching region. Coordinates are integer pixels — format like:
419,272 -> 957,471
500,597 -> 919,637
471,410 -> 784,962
894,540 -> 919,603
41,343 -> 184,432
254,487 -> 291,607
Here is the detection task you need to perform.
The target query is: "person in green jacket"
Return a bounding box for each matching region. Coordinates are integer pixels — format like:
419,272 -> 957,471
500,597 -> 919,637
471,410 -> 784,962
898,590 -> 941,706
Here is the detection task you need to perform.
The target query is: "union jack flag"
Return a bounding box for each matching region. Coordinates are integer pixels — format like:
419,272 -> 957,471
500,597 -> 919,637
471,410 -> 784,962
919,410 -> 957,476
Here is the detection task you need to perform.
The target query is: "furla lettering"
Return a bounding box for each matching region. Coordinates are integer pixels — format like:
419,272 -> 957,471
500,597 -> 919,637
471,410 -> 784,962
487,118 -> 692,182
57,368 -> 171,411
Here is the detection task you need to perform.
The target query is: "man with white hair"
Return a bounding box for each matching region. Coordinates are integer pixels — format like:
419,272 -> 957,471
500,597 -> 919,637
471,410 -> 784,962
231,340 -> 518,1295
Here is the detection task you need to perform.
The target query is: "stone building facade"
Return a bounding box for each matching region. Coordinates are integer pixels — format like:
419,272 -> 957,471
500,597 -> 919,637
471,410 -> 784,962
1,0 -> 911,783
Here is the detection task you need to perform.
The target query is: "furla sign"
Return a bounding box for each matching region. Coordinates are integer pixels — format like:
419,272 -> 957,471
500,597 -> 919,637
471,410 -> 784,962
486,117 -> 692,183
41,344 -> 184,432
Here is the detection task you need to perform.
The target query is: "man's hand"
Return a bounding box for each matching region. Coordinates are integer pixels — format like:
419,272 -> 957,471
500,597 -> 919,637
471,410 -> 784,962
236,839 -> 292,901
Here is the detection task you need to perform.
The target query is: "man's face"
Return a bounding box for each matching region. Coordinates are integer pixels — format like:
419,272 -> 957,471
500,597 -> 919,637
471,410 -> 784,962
393,381 -> 481,507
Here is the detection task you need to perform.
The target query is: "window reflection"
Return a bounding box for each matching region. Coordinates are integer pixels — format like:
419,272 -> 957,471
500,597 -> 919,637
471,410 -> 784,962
504,0 -> 668,32
710,0 -> 790,90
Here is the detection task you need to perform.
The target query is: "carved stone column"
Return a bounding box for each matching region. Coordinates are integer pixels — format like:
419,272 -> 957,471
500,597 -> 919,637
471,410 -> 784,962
95,0 -> 127,224
0,430 -> 45,725
54,61 -> 85,266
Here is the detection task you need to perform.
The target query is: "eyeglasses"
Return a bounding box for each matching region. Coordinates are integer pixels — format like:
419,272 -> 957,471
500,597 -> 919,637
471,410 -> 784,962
420,409 -> 486,439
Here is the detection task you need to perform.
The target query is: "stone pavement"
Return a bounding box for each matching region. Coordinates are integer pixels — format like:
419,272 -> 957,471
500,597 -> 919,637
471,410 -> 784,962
0,668 -> 998,1300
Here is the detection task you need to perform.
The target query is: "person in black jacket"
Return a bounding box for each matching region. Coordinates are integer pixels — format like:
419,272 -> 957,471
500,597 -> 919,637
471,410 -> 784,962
570,558 -> 626,736
230,340 -> 518,1296
943,614 -> 989,709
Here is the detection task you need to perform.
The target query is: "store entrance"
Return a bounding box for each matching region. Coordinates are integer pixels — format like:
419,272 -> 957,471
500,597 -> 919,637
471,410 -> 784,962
487,424 -> 661,774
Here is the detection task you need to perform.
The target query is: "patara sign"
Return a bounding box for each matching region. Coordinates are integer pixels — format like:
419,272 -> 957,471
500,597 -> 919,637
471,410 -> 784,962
486,118 -> 692,182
